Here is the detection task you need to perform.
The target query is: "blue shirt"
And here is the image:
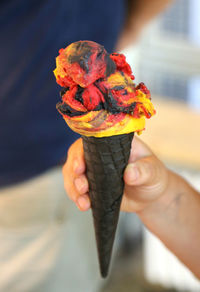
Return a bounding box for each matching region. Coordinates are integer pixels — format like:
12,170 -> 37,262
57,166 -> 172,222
0,0 -> 125,187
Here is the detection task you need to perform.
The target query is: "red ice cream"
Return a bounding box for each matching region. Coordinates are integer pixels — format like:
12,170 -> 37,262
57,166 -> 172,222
54,41 -> 155,278
54,41 -> 154,137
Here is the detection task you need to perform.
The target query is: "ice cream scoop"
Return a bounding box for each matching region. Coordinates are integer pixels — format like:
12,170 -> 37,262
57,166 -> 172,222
54,40 -> 155,277
54,41 -> 154,137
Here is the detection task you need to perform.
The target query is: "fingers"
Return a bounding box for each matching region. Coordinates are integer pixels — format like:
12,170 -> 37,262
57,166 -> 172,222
62,138 -> 91,211
76,194 -> 91,211
70,140 -> 85,175
74,175 -> 89,194
73,176 -> 90,211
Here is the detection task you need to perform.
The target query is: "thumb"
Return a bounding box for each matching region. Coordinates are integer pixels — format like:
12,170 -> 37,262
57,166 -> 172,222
122,153 -> 169,213
123,155 -> 169,205
124,156 -> 158,187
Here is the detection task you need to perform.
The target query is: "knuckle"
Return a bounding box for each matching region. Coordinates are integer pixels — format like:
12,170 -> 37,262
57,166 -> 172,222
140,156 -> 156,183
145,156 -> 162,182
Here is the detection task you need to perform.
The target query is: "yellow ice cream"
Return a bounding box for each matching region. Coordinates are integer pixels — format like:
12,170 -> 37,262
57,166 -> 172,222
55,41 -> 155,137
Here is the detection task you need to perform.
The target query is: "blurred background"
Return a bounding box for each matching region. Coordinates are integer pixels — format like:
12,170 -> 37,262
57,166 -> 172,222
101,0 -> 200,291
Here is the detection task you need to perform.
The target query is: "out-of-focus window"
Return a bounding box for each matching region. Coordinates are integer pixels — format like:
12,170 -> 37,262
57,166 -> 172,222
133,1 -> 200,291
138,0 -> 200,108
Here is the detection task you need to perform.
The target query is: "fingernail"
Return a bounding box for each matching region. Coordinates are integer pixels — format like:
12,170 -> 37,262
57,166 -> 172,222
126,164 -> 139,184
77,195 -> 90,211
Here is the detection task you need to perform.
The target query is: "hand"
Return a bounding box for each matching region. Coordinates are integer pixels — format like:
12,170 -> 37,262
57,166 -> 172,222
62,136 -> 169,213
63,137 -> 200,279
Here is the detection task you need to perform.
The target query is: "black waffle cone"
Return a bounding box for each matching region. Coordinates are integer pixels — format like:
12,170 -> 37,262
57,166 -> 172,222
82,132 -> 134,278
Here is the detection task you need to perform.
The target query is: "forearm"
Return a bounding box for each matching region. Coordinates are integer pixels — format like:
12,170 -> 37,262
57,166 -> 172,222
116,0 -> 173,50
127,0 -> 173,32
138,170 -> 200,279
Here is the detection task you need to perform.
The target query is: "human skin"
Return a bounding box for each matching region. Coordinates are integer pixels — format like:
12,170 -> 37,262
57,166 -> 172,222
63,137 -> 200,279
116,0 -> 173,50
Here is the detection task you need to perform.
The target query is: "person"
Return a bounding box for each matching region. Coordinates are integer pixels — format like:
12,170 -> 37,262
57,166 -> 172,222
63,137 -> 200,280
0,0 -> 173,291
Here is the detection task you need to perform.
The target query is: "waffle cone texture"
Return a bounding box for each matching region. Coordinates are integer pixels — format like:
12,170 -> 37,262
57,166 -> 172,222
82,132 -> 134,277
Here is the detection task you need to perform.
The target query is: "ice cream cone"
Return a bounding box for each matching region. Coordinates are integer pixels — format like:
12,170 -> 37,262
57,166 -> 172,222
54,40 -> 155,278
82,132 -> 134,277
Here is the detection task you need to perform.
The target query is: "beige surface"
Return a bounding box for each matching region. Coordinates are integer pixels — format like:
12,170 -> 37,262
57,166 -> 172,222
141,98 -> 200,170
